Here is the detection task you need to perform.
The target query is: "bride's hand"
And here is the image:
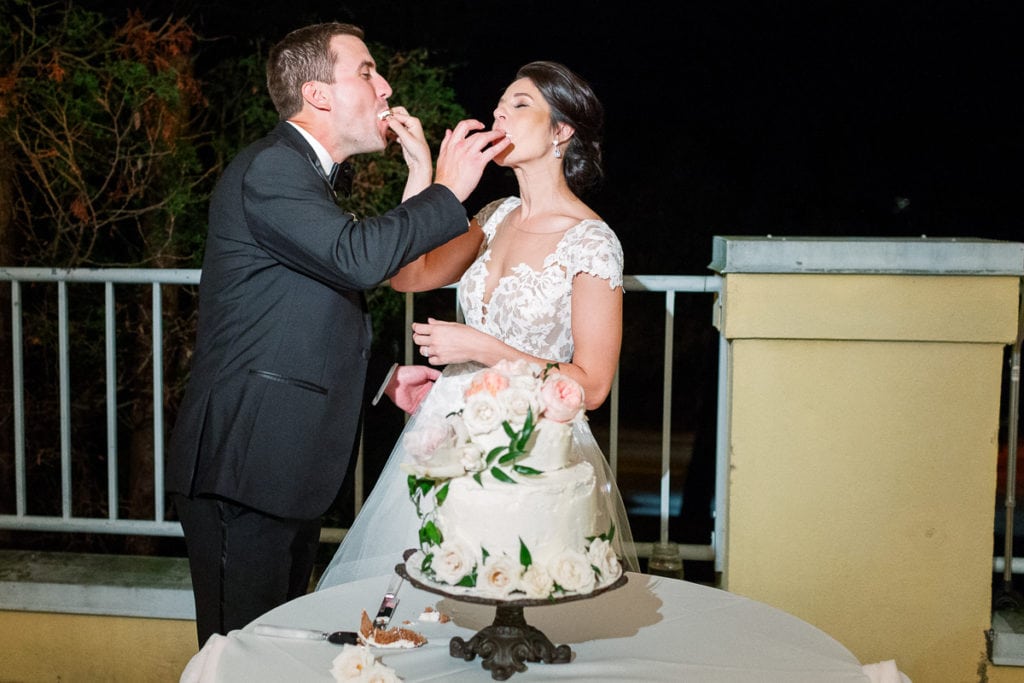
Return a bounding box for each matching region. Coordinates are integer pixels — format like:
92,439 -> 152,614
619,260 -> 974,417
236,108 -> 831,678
412,318 -> 484,366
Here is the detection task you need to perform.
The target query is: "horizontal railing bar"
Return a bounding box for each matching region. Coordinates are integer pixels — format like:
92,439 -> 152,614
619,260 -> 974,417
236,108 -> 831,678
1,269 -> 724,295
0,267 -> 201,285
0,515 -> 183,536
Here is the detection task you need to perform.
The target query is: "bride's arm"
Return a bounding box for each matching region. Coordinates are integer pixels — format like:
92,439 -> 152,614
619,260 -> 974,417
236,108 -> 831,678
388,219 -> 485,292
558,273 -> 623,409
410,273 -> 622,410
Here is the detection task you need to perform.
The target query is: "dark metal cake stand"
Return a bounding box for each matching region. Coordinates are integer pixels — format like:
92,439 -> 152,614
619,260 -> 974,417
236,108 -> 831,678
397,550 -> 628,681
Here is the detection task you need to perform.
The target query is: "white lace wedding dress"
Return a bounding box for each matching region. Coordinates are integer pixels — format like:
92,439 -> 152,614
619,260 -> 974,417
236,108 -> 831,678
316,197 -> 638,589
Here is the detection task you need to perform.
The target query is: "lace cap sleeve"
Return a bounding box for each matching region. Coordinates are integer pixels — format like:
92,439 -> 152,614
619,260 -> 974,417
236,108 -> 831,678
561,222 -> 624,289
471,197 -> 515,242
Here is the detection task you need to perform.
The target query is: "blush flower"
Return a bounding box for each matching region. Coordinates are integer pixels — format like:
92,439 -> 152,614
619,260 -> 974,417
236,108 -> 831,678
403,420 -> 457,462
539,374 -> 585,423
465,368 -> 510,398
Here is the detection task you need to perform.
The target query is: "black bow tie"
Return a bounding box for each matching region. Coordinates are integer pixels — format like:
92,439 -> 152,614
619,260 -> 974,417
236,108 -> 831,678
311,157 -> 353,198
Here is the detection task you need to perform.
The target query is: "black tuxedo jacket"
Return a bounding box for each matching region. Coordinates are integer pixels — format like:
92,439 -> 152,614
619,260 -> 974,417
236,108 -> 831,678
167,122 -> 466,519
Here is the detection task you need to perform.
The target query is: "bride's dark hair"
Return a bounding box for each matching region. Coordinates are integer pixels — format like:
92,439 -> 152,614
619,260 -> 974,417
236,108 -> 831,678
516,61 -> 604,195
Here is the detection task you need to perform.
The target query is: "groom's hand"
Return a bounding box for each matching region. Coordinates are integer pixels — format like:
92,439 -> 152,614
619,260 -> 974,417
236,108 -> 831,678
384,364 -> 441,414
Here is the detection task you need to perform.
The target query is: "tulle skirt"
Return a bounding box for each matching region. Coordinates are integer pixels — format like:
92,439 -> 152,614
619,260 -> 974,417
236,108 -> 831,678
315,362 -> 638,590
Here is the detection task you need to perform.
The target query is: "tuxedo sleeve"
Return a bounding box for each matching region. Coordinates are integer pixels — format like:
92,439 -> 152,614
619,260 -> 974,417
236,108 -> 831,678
241,144 -> 467,290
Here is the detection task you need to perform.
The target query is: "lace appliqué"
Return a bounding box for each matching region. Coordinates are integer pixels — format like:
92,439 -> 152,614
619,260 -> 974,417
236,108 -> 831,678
458,197 -> 623,362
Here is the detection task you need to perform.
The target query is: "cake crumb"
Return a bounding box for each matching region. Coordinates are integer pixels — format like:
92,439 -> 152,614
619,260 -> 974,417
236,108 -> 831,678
419,605 -> 451,623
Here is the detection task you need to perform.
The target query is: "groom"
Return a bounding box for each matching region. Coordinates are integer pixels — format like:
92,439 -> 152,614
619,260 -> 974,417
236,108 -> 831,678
167,22 -> 508,647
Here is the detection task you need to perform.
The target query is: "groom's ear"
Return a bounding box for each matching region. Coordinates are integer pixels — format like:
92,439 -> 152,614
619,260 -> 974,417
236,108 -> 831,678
301,81 -> 331,111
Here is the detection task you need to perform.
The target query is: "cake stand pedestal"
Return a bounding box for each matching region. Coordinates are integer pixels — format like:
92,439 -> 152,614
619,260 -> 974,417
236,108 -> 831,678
397,550 -> 628,681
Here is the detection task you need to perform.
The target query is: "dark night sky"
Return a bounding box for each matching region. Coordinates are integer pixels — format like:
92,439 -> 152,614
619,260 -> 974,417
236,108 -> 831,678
95,0 -> 1023,273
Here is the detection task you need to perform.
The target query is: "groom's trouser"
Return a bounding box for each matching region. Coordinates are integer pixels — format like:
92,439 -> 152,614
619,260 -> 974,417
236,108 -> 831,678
172,493 -> 321,647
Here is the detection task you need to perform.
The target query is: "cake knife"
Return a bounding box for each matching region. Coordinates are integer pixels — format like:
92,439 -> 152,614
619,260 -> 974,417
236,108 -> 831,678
373,574 -> 403,628
253,623 -> 358,645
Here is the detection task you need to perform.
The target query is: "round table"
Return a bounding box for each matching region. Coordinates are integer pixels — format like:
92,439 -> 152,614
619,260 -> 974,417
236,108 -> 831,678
184,571 -> 872,682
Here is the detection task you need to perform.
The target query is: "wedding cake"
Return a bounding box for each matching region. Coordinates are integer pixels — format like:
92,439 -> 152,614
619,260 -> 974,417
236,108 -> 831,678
401,360 -> 622,600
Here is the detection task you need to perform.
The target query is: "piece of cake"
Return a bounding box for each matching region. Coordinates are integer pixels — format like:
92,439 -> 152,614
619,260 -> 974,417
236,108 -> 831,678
358,610 -> 426,649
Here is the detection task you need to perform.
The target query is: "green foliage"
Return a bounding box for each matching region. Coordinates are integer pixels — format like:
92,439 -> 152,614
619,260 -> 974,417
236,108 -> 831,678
0,0 -> 211,266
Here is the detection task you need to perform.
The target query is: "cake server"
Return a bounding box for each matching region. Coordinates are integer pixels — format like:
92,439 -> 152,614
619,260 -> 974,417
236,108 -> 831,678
373,574 -> 403,628
253,623 -> 358,645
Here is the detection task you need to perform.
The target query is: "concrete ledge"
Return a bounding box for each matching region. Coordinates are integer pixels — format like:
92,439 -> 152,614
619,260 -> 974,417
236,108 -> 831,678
710,235 -> 1024,275
0,549 -> 194,620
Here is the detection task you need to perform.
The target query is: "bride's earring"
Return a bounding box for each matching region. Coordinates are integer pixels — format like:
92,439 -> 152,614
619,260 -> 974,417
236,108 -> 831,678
552,139 -> 562,159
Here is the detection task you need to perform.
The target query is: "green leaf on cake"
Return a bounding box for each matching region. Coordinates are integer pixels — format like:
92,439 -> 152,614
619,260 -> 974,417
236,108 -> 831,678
436,481 -> 449,506
486,445 -> 505,465
498,450 -> 521,464
473,472 -> 483,486
512,464 -> 541,475
419,520 -> 443,546
490,466 -> 516,484
519,538 -> 533,568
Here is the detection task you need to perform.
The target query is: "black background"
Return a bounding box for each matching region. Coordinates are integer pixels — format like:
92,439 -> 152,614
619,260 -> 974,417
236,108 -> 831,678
86,0 -> 1023,273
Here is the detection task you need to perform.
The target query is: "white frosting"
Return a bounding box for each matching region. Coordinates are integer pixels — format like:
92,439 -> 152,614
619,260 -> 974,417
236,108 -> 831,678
517,419 -> 574,471
436,460 -> 599,568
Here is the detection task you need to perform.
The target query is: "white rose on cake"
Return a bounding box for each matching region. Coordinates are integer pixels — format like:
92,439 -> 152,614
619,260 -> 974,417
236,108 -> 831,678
548,549 -> 597,594
462,390 -> 504,436
432,539 -> 477,585
478,554 -> 520,598
587,537 -> 623,582
520,563 -> 555,599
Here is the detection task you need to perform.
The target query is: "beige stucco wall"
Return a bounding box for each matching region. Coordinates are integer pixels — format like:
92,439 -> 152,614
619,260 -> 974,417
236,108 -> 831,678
720,272 -> 1021,683
0,610 -> 197,681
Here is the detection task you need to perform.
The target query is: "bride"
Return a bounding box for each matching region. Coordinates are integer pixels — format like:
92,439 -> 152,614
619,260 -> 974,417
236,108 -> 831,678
317,60 -> 637,589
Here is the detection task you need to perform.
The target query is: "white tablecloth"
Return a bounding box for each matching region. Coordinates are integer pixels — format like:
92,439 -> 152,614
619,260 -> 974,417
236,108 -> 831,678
183,572 -> 882,682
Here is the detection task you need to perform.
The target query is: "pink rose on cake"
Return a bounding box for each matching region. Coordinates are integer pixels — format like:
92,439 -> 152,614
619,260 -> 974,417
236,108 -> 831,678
402,415 -> 473,479
539,372 -> 585,423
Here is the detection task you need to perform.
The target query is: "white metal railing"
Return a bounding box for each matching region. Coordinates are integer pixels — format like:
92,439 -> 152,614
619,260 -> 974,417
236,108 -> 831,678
0,268 -> 727,569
